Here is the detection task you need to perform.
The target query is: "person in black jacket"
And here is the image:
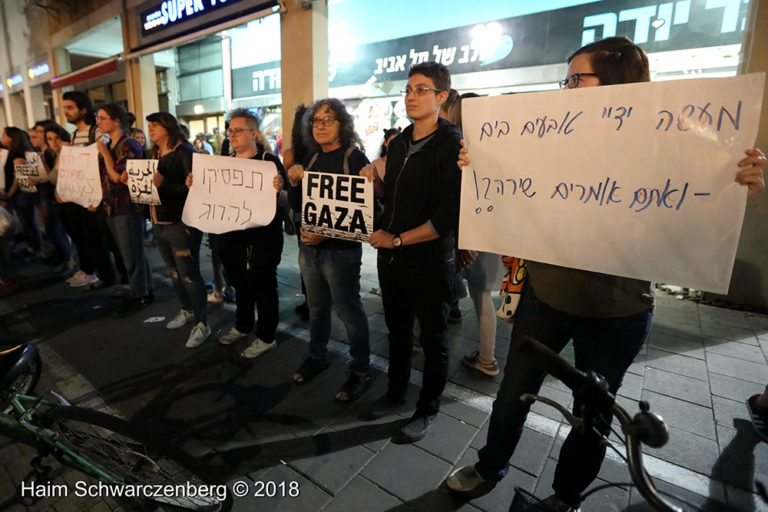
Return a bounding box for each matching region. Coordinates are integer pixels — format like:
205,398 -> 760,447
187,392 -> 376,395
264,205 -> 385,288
207,108 -> 286,358
146,112 -> 210,349
361,62 -> 463,442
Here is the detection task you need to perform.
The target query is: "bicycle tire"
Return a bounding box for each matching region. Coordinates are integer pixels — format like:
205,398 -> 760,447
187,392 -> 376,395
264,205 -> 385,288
1,350 -> 42,413
43,406 -> 231,512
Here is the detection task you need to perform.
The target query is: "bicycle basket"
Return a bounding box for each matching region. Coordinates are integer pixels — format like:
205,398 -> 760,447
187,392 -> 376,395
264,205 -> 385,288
510,487 -> 557,512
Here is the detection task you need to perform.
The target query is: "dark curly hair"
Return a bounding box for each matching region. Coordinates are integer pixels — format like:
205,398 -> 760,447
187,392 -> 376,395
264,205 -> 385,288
304,98 -> 363,152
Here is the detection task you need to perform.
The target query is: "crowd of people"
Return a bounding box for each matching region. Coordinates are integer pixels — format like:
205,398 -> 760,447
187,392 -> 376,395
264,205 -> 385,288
0,36 -> 766,511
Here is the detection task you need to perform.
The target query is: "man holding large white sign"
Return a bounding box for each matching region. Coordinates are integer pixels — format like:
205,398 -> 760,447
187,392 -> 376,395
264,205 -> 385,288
185,109 -> 286,359
446,37 -> 766,512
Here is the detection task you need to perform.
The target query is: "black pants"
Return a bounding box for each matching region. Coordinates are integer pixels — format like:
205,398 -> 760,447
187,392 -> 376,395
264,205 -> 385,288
377,253 -> 454,415
219,233 -> 283,343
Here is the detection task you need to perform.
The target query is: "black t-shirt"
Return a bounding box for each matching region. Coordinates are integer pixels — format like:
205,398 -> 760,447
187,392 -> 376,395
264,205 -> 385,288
290,145 -> 369,251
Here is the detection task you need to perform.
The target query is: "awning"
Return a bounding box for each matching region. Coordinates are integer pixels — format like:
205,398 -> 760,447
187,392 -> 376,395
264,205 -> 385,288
51,57 -> 119,90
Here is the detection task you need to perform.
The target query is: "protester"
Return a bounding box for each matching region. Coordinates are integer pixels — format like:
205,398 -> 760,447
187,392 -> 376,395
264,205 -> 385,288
370,127 -> 400,181
747,386 -> 768,442
0,127 -> 43,259
282,104 -> 311,319
360,62 -> 463,442
446,36 -> 767,512
147,112 -> 211,348
38,123 -> 75,272
188,108 -> 285,358
96,103 -> 154,315
130,127 -> 151,159
194,134 -> 212,154
439,90 -> 504,377
60,91 -> 120,290
286,98 -> 372,402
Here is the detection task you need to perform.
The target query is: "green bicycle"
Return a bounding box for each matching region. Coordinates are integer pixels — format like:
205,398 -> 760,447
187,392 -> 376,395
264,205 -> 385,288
0,344 -> 231,511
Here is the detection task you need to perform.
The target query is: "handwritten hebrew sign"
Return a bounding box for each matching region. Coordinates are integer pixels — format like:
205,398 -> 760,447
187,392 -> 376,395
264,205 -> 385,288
182,153 -> 277,234
127,159 -> 161,205
56,144 -> 102,208
0,149 -> 8,192
24,152 -> 47,179
459,73 -> 765,294
302,171 -> 374,242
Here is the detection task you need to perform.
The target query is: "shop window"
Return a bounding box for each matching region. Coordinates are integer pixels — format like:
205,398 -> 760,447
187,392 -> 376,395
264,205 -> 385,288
112,81 -> 127,103
179,69 -> 223,102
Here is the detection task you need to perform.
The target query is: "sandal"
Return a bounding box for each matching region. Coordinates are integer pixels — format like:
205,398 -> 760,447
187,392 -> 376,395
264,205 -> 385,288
292,357 -> 329,384
335,372 -> 372,402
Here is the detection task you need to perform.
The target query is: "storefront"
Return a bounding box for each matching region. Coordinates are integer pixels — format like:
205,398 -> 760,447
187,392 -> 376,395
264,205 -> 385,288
52,16 -> 127,121
128,0 -> 279,149
325,0 -> 753,159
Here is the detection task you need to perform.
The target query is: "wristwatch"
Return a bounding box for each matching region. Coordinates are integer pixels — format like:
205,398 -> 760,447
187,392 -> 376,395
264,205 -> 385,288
392,235 -> 402,248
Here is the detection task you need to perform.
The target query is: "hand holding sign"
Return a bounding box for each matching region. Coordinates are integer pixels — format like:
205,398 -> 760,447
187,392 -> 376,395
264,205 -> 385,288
182,153 -> 278,234
301,171 -> 374,243
56,144 -> 102,208
127,159 -> 161,205
458,73 -> 765,293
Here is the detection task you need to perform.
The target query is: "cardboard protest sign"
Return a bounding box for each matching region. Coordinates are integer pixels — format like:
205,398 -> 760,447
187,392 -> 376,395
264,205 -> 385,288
459,73 -> 764,294
14,164 -> 42,192
0,149 -> 8,192
56,144 -> 102,208
182,153 -> 278,234
127,159 -> 161,205
24,152 -> 48,180
301,171 -> 374,242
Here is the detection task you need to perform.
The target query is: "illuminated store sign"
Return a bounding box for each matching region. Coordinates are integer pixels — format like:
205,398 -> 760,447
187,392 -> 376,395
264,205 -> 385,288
6,74 -> 22,88
141,0 -> 245,36
28,63 -> 50,79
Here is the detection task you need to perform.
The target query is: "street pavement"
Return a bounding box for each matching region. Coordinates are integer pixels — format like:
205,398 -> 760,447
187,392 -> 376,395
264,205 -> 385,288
1,235 -> 767,512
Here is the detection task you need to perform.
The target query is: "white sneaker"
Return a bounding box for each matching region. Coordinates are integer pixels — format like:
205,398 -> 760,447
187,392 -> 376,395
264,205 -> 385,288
241,338 -> 276,359
186,322 -> 211,348
70,273 -> 98,288
65,269 -> 84,283
167,309 -> 194,330
219,327 -> 249,345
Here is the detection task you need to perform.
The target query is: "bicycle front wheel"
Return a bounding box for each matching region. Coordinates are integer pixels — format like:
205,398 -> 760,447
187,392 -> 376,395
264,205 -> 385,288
44,406 -> 231,512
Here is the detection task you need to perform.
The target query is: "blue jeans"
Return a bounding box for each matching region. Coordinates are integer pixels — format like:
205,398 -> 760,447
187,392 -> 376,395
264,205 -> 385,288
12,191 -> 42,251
299,243 -> 370,374
154,223 -> 207,324
106,213 -> 153,298
475,285 -> 652,507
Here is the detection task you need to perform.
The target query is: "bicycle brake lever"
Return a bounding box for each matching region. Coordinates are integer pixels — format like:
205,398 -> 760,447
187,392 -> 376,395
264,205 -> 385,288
521,393 -> 585,433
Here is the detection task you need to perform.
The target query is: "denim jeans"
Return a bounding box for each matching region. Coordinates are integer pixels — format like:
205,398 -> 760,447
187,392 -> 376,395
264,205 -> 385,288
154,223 -> 207,324
474,285 -> 652,507
299,243 -> 370,374
377,253 -> 454,415
12,191 -> 42,251
106,213 -> 153,298
39,187 -> 72,261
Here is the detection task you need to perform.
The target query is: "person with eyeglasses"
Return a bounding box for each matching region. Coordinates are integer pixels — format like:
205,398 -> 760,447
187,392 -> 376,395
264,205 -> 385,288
446,36 -> 766,512
359,61 -> 463,443
190,108 -> 286,358
285,98 -> 373,402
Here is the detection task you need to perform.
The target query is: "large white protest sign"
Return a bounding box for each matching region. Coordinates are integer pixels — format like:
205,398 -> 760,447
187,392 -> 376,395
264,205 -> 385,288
56,144 -> 102,208
459,73 -> 764,294
127,159 -> 161,205
182,153 -> 278,234
302,171 -> 374,242
0,149 -> 9,192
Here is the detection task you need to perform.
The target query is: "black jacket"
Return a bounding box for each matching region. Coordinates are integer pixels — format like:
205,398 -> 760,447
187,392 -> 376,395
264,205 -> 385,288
155,143 -> 196,223
379,117 -> 462,262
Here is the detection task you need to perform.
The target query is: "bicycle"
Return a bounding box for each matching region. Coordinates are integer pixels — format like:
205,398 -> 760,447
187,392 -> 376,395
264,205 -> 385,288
0,343 -> 232,511
509,336 -> 688,512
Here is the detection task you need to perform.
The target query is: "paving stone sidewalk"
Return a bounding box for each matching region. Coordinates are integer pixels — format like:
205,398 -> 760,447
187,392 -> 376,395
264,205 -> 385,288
1,239 -> 767,511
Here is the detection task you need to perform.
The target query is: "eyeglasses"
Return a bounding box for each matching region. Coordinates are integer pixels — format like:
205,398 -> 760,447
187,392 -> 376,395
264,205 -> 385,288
401,86 -> 445,97
310,117 -> 337,128
96,115 -> 114,122
226,128 -> 251,137
559,73 -> 600,89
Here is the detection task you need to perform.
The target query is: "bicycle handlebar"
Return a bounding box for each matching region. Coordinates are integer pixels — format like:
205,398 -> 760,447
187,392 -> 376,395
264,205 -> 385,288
518,336 -> 682,512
